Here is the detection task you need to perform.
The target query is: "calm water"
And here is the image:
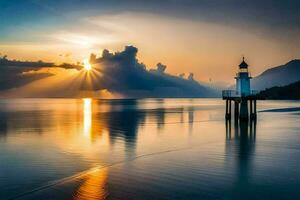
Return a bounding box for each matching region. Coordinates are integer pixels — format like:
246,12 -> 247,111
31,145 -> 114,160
0,98 -> 300,200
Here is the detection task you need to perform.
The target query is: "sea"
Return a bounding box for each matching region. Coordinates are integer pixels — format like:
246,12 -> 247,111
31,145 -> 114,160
0,98 -> 299,200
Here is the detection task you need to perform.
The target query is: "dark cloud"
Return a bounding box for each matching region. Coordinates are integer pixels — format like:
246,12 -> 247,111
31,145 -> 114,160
0,56 -> 82,70
188,73 -> 194,81
0,56 -> 82,90
0,56 -> 54,68
81,46 -> 217,98
178,73 -> 185,78
0,57 -> 52,90
0,66 -> 52,90
155,63 -> 167,74
0,46 -> 217,97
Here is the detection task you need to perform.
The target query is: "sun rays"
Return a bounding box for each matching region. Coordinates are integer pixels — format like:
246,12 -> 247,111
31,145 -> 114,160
83,58 -> 92,71
0,61 -> 109,98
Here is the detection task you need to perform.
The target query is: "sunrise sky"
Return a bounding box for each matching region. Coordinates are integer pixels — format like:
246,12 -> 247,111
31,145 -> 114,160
1,0 -> 300,84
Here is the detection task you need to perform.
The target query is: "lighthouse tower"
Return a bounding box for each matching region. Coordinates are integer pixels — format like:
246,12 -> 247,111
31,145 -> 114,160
235,57 -> 251,96
222,57 -> 259,120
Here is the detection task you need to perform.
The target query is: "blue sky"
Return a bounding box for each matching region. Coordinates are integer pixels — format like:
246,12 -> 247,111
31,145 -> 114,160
2,0 -> 300,41
1,0 -> 300,82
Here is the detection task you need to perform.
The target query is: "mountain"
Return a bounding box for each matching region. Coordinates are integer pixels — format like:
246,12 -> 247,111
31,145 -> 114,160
258,80 -> 300,100
251,60 -> 300,91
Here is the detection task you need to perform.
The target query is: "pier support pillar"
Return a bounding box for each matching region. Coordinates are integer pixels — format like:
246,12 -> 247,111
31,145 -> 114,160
239,99 -> 248,120
225,100 -> 228,118
225,100 -> 232,119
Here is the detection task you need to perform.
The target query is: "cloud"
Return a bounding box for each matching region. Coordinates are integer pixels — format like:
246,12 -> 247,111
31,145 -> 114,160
0,46 -> 217,98
188,73 -> 194,81
0,56 -> 52,90
59,52 -> 72,58
51,31 -> 117,48
3,1 -> 300,43
80,45 -> 216,98
179,73 -> 185,78
156,63 -> 167,74
0,55 -> 84,91
0,67 -> 52,91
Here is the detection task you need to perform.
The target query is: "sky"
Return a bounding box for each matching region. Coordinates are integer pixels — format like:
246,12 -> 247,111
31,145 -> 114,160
1,0 -> 300,84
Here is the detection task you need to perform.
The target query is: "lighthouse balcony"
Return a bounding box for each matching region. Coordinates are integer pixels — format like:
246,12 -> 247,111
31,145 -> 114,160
222,90 -> 259,99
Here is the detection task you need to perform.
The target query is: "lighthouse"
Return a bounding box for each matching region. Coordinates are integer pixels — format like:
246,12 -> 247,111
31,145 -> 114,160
235,57 -> 251,96
222,58 -> 259,120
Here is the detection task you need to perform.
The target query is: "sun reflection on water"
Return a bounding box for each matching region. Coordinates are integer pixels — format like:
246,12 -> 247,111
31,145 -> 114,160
74,168 -> 108,200
83,98 -> 92,138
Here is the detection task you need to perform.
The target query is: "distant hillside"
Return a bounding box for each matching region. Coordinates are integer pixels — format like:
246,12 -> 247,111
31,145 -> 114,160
259,80 -> 300,100
252,60 -> 300,90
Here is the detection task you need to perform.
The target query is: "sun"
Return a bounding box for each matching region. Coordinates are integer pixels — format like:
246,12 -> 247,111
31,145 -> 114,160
83,59 -> 92,71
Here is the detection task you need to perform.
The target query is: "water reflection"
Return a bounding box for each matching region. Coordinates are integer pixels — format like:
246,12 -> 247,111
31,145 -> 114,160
74,168 -> 108,200
0,112 -> 7,137
97,100 -> 143,158
1,99 -> 300,199
83,98 -> 92,138
226,118 -> 256,140
188,106 -> 194,133
225,118 -> 257,198
73,99 -> 188,199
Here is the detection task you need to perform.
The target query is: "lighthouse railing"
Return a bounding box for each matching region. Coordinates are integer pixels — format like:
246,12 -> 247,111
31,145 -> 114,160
222,90 -> 241,98
222,90 -> 260,98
